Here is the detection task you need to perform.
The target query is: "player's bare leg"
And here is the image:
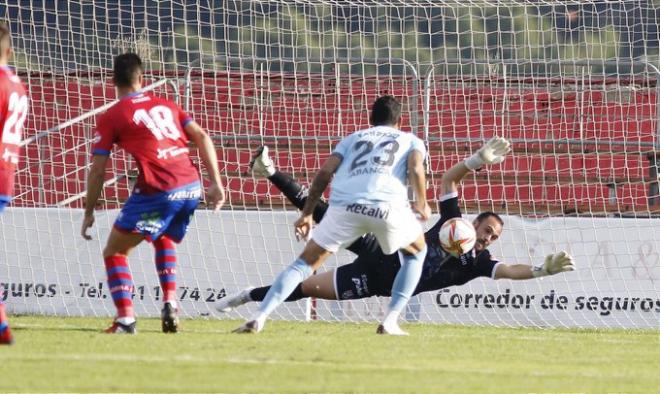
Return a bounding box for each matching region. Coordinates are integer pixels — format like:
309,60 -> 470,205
300,270 -> 337,300
102,229 -> 144,334
378,234 -> 427,336
234,240 -> 332,333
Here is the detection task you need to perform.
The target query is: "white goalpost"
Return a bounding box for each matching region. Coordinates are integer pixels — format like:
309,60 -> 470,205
0,1 -> 658,328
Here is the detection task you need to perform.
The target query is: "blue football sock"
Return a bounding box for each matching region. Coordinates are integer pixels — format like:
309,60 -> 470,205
388,246 -> 427,316
257,258 -> 313,318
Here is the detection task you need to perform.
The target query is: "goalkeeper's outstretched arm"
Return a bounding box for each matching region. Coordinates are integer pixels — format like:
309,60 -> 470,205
494,251 -> 576,280
441,136 -> 511,195
440,159 -> 471,196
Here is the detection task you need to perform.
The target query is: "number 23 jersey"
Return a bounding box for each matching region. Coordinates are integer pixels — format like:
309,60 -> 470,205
92,92 -> 200,194
330,125 -> 426,205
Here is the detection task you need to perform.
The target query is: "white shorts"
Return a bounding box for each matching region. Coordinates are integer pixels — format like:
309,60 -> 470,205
312,202 -> 423,255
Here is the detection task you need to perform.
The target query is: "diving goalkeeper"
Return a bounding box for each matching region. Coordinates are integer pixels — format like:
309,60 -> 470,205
217,139 -> 575,312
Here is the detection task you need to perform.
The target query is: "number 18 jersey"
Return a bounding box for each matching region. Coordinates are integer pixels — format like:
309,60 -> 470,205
330,126 -> 426,206
92,92 -> 200,194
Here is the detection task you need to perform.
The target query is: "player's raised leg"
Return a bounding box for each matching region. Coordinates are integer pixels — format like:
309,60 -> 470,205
251,146 -> 329,224
101,229 -> 144,334
249,145 -> 276,178
234,153 -> 345,333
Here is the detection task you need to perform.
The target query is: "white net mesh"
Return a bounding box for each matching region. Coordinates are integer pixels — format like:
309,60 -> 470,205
0,1 -> 658,328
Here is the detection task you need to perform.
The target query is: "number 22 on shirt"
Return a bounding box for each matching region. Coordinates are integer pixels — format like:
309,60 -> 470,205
2,92 -> 28,164
2,92 -> 28,145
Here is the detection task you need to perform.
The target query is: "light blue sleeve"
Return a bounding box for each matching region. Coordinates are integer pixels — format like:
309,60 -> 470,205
411,135 -> 427,157
332,133 -> 355,159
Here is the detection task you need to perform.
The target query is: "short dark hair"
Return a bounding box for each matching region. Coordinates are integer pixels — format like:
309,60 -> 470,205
475,211 -> 504,227
113,53 -> 143,88
0,22 -> 11,54
370,95 -> 402,126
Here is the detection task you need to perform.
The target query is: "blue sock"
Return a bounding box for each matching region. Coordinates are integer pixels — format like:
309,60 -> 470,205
388,246 -> 427,315
257,258 -> 313,318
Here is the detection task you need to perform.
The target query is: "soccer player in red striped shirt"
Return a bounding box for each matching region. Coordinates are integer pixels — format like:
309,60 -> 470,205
0,22 -> 27,345
81,53 -> 225,334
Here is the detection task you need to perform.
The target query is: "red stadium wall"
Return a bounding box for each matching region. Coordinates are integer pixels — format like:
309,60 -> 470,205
15,72 -> 658,213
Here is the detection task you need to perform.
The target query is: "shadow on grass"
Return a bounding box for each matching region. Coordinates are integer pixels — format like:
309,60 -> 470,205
13,325 -> 101,333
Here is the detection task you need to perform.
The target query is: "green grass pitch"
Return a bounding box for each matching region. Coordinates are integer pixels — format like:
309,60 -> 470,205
1,316 -> 658,393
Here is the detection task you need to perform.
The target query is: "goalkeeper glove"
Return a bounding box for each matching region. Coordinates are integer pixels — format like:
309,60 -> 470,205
533,251 -> 576,278
464,136 -> 511,170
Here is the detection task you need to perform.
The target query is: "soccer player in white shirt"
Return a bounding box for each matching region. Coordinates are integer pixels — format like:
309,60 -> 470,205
235,95 -> 431,335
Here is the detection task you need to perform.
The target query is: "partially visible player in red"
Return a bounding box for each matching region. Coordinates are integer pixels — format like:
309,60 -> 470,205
81,53 -> 225,334
0,22 -> 27,345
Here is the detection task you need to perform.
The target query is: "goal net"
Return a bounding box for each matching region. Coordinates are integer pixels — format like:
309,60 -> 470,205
1,1 -> 658,328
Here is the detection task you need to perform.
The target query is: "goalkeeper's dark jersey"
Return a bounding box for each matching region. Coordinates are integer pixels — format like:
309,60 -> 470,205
336,195 -> 500,300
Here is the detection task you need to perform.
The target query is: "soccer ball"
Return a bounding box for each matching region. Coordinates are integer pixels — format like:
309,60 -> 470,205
439,217 -> 477,257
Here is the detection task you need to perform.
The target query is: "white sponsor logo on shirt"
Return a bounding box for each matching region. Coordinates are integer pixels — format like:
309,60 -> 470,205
168,187 -> 202,201
157,146 -> 189,159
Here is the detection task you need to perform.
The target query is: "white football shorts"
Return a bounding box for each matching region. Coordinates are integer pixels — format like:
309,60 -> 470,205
312,202 -> 423,254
